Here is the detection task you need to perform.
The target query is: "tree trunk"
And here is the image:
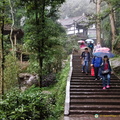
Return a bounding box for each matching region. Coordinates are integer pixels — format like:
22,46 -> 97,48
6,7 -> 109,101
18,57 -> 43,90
0,27 -> 2,95
108,3 -> 116,51
8,0 -> 14,55
39,0 -> 45,87
0,17 -> 5,97
35,0 -> 45,88
96,0 -> 101,44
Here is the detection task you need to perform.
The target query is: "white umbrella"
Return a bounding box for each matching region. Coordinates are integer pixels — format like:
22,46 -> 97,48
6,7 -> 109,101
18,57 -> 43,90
78,40 -> 85,43
85,39 -> 94,43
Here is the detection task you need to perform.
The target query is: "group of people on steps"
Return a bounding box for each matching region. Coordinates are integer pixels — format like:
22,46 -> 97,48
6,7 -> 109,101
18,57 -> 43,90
80,43 -> 112,90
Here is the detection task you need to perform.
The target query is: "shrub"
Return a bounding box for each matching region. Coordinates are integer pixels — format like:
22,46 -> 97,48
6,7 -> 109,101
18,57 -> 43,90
4,54 -> 20,91
0,87 -> 54,120
42,73 -> 56,87
45,58 -> 70,120
0,56 -> 70,120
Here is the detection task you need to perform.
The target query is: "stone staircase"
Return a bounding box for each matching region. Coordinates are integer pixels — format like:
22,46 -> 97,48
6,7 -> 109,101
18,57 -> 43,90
69,54 -> 120,116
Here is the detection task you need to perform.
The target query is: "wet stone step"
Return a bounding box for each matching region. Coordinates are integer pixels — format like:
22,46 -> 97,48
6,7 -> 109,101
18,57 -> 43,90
68,54 -> 120,116
72,74 -> 118,77
70,84 -> 120,87
71,75 -> 120,81
70,89 -> 120,93
70,85 -> 120,88
72,73 -> 117,76
70,91 -> 120,95
70,95 -> 120,99
71,79 -> 120,82
70,99 -> 120,105
70,82 -> 120,85
71,76 -> 97,79
69,110 -> 120,115
72,72 -> 119,76
70,88 -> 120,95
70,105 -> 120,110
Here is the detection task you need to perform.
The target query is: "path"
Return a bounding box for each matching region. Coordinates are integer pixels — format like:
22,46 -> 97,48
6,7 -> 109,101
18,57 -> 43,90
64,54 -> 120,120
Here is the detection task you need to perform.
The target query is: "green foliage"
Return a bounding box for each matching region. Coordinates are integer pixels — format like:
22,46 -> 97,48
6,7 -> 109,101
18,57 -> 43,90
44,57 -> 70,120
100,0 -> 120,49
0,87 -> 55,120
101,17 -> 111,47
4,54 -> 20,91
25,31 -> 67,74
14,0 -> 66,88
64,36 -> 79,54
0,58 -> 70,120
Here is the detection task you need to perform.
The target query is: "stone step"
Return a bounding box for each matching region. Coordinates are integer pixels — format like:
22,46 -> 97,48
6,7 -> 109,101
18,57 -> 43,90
71,75 -> 120,81
70,85 -> 120,88
71,79 -> 120,82
72,74 -> 118,76
70,95 -> 120,99
70,82 -> 120,85
70,104 -> 120,110
70,99 -> 120,105
69,110 -> 120,115
70,91 -> 120,95
67,54 -> 120,116
70,87 -> 120,92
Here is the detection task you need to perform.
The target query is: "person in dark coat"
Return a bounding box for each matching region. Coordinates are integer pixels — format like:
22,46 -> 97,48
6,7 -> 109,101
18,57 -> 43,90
80,48 -> 91,75
101,55 -> 112,89
88,41 -> 94,53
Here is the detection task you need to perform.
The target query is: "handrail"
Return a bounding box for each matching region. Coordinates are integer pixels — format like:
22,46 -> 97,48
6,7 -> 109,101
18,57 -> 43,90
64,54 -> 73,116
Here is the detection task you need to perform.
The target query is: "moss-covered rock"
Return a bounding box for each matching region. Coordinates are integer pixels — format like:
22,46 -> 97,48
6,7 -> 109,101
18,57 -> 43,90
110,57 -> 120,74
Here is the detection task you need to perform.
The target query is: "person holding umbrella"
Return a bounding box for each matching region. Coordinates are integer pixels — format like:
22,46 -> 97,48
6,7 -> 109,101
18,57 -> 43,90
91,56 -> 102,80
101,55 -> 112,89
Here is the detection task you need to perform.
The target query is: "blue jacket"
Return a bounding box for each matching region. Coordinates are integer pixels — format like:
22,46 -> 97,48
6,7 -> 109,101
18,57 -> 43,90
92,56 -> 102,67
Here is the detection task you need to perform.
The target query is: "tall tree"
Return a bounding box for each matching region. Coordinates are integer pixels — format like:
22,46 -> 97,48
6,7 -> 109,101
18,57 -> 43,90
108,2 -> 116,51
19,0 -> 65,87
96,0 -> 102,44
0,0 -> 5,96
90,0 -> 102,44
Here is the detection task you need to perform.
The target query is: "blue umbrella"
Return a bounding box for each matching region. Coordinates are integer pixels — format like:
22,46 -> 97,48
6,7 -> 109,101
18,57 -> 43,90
93,52 -> 115,58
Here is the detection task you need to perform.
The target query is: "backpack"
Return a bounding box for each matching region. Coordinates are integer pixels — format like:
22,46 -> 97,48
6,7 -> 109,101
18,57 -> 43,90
89,44 -> 93,48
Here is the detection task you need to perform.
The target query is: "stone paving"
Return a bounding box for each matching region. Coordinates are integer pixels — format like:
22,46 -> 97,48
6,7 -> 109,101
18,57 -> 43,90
64,54 -> 120,120
64,115 -> 120,120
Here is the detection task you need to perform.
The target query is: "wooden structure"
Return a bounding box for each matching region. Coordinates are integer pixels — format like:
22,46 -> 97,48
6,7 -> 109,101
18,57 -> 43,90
3,24 -> 29,62
3,24 -> 24,41
58,13 -> 96,40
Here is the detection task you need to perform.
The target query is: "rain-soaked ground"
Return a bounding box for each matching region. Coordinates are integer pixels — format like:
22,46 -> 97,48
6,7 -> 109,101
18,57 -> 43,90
64,115 -> 120,120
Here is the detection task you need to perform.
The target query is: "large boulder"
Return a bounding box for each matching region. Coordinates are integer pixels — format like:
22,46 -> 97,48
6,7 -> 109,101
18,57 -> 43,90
110,57 -> 120,74
19,73 -> 56,91
19,73 -> 39,91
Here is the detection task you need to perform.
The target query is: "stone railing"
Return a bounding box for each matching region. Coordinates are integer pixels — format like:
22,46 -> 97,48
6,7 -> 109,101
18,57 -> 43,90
64,54 -> 73,116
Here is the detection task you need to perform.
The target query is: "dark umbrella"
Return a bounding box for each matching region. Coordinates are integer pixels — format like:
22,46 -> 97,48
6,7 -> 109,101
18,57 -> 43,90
93,52 -> 115,58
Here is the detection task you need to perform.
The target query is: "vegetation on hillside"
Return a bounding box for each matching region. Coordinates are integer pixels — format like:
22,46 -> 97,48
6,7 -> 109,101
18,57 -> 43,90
0,0 -> 120,119
0,58 -> 70,120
